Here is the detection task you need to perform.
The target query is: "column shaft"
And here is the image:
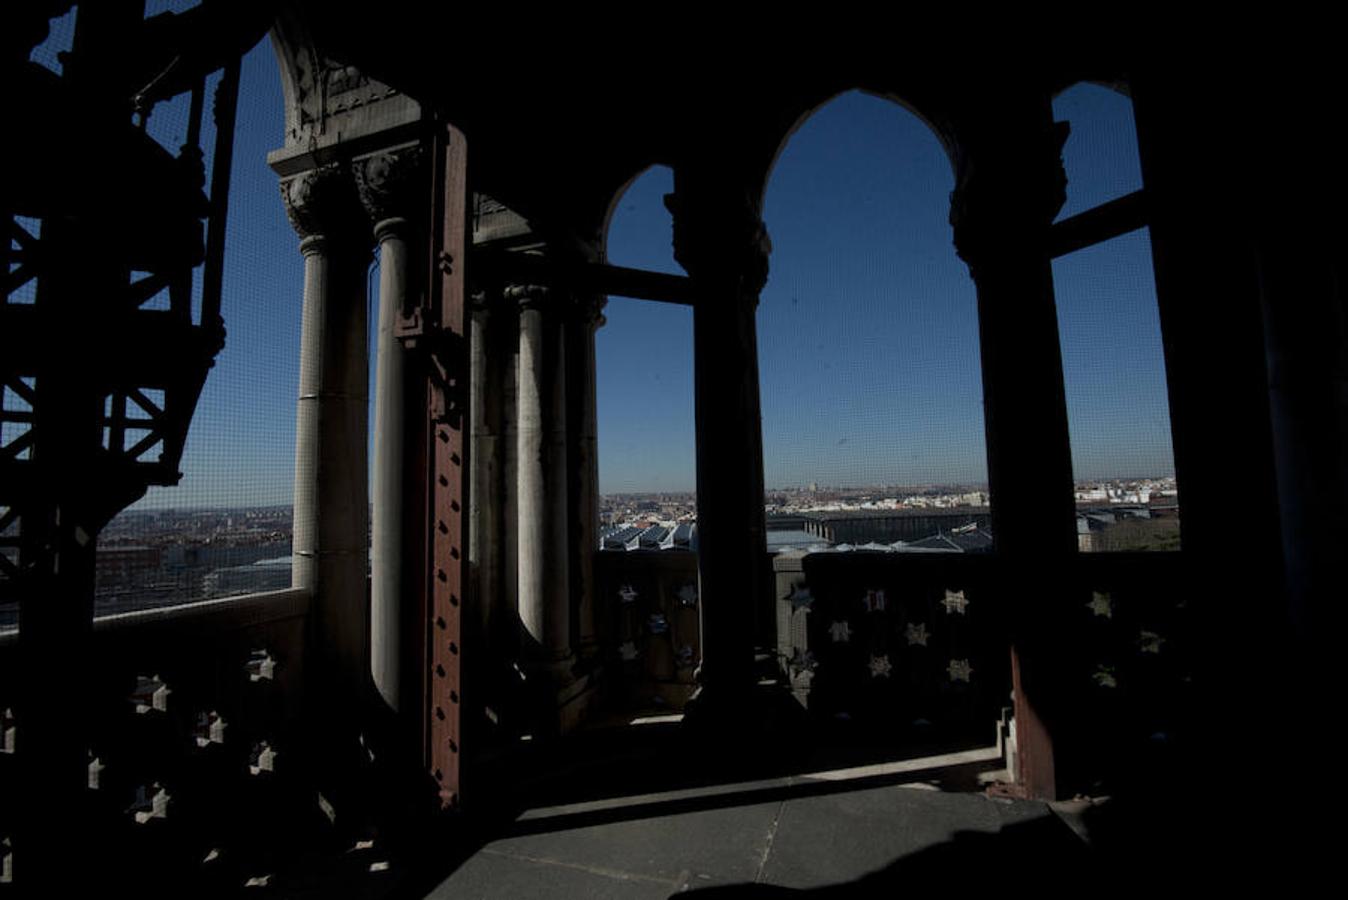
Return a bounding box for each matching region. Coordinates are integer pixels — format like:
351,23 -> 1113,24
568,299 -> 604,653
370,220 -> 410,710
666,171 -> 771,715
691,292 -> 766,696
469,293 -> 506,653
951,99 -> 1077,800
515,290 -> 572,669
292,231 -> 369,695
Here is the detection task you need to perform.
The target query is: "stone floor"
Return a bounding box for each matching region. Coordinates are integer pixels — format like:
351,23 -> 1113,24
423,773 -> 1079,898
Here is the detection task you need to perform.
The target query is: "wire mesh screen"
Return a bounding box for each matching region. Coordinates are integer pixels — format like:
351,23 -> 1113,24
757,91 -> 990,548
95,31 -> 303,613
1052,83 -> 1181,552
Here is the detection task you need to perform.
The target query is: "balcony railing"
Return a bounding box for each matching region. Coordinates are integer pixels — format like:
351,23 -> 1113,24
595,545 -> 1194,796
0,545 -> 1196,887
0,588 -> 317,886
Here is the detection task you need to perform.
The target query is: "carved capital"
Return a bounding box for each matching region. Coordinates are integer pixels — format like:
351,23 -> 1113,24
664,181 -> 771,296
503,283 -> 552,312
354,145 -> 425,231
573,293 -> 608,328
280,165 -> 362,241
949,120 -> 1069,269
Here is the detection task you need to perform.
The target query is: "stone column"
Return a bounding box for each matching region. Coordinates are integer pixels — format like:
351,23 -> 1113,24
665,171 -> 771,721
1259,236 -> 1347,660
281,164 -> 370,702
949,97 -> 1078,800
469,283 -> 507,658
355,146 -> 423,714
509,283 -> 574,680
568,293 -> 606,655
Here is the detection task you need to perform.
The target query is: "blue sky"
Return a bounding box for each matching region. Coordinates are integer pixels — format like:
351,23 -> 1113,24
601,86 -> 1174,492
30,12 -> 1175,510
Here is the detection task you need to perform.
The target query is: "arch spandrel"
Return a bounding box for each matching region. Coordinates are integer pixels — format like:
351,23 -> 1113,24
267,6 -> 420,174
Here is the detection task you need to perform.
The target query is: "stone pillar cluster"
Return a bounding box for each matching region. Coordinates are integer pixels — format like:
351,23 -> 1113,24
469,272 -> 604,732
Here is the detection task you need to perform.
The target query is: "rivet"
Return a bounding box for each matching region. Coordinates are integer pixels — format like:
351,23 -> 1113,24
435,707 -> 445,720
448,642 -> 458,655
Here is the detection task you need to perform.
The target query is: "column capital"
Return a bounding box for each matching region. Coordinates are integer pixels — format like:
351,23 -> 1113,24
503,283 -> 552,311
280,164 -> 364,243
572,293 -> 607,329
354,144 -> 426,238
664,178 -> 771,296
949,120 -> 1069,271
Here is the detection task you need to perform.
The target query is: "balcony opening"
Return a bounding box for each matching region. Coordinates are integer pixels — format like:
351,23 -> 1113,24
94,33 -> 300,615
760,90 -> 991,554
1050,82 -> 1181,553
596,165 -> 700,716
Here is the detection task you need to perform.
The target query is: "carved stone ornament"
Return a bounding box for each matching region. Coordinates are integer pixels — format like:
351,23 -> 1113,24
573,292 -> 608,327
503,283 -> 551,311
354,145 -> 425,226
949,119 -> 1069,268
664,183 -> 771,295
280,165 -> 360,240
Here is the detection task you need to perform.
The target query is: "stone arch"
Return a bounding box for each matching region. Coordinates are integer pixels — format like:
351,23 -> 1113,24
598,163 -> 678,267
757,88 -> 961,216
267,9 -> 323,150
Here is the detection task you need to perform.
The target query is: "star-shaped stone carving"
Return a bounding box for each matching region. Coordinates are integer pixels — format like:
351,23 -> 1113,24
829,620 -> 852,643
868,654 -> 892,679
905,622 -> 930,647
676,645 -> 695,668
647,613 -> 668,635
619,641 -> 639,661
132,783 -> 171,823
2,707 -> 14,754
1092,666 -> 1118,688
677,583 -> 698,607
249,742 -> 277,776
619,584 -> 638,605
1138,630 -> 1165,654
947,659 -> 974,682
788,585 -> 814,611
863,589 -> 887,613
942,589 -> 969,616
133,674 -> 171,714
1087,591 -> 1113,619
194,711 -> 228,748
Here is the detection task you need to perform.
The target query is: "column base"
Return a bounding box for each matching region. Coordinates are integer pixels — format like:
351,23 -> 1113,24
521,655 -> 601,736
681,681 -> 803,739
